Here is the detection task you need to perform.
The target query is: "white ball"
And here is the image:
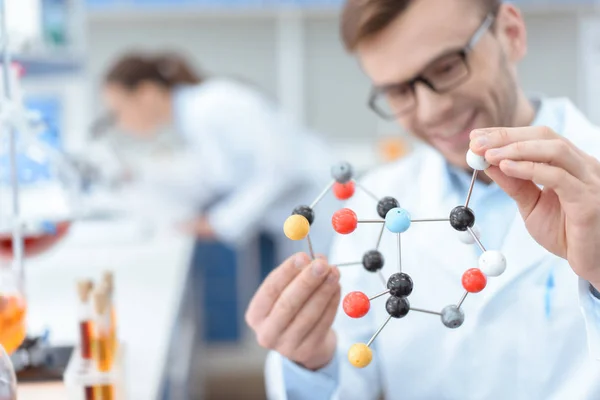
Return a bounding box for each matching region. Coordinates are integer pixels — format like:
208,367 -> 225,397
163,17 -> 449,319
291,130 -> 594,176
466,149 -> 490,171
458,224 -> 480,245
479,250 -> 507,277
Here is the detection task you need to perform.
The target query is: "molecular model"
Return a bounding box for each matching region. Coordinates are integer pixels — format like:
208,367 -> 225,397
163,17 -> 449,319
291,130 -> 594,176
283,149 -> 507,369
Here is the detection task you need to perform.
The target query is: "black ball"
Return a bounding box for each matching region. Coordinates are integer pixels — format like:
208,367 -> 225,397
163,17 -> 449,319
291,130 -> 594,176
377,196 -> 400,219
362,250 -> 384,272
386,296 -> 410,318
292,205 -> 315,225
449,206 -> 475,232
387,273 -> 413,297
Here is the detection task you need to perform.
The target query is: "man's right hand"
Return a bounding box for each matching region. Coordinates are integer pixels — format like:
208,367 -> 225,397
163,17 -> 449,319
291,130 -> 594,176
245,252 -> 341,371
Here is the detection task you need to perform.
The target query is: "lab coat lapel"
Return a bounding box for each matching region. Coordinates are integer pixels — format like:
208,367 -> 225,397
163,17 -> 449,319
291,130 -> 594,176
480,208 -> 549,302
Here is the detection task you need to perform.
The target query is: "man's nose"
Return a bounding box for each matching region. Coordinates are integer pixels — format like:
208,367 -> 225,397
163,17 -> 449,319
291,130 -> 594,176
414,82 -> 454,125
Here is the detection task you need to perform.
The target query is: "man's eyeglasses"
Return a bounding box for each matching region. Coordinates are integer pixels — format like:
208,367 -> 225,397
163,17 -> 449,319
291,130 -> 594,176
368,14 -> 495,120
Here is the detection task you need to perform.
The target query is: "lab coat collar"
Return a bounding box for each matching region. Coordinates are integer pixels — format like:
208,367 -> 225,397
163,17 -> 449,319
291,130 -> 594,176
417,97 -> 588,303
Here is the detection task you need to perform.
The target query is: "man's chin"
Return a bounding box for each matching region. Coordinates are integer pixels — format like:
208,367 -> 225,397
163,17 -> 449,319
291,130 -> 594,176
427,142 -> 470,169
431,139 -> 470,158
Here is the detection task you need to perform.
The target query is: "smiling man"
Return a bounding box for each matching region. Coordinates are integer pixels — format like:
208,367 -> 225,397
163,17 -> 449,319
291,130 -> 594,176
354,0 -> 532,171
246,0 -> 600,399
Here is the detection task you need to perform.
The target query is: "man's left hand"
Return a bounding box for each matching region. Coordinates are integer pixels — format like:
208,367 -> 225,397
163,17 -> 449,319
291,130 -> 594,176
470,126 -> 600,289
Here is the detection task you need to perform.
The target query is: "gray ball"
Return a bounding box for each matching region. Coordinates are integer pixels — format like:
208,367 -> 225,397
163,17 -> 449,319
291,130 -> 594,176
441,305 -> 465,329
331,162 -> 353,183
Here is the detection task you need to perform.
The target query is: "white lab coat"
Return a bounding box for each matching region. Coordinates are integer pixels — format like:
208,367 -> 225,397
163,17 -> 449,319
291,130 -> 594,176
132,79 -> 337,262
265,98 -> 600,399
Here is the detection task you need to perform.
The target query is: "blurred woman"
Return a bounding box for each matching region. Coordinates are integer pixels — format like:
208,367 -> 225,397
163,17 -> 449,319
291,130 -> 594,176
99,51 -> 336,263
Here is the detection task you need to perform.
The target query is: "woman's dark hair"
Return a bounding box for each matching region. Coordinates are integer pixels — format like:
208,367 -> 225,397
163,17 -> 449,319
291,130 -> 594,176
104,52 -> 203,90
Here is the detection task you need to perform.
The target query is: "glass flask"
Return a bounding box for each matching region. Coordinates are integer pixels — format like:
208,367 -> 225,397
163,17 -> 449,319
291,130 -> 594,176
0,108 -> 80,262
0,62 -> 80,391
0,61 -> 80,263
0,265 -> 25,356
0,261 -> 20,400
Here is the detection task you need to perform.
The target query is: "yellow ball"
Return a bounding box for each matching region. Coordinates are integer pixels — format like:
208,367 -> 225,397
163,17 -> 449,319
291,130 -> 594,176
283,215 -> 310,241
348,343 -> 372,368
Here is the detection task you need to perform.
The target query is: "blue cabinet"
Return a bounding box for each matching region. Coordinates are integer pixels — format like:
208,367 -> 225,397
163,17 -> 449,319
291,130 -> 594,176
190,233 -> 275,343
191,240 -> 240,343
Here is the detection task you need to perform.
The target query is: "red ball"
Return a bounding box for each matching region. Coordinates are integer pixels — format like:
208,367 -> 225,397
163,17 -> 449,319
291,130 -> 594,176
333,181 -> 355,200
462,268 -> 487,293
332,208 -> 358,234
343,291 -> 370,318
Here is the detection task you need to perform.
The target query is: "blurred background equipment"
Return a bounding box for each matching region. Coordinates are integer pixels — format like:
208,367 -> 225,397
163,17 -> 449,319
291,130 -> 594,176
0,0 -> 598,399
0,0 -> 84,397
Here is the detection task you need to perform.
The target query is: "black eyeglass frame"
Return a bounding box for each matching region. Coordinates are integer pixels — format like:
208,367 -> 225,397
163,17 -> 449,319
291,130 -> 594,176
367,14 -> 496,120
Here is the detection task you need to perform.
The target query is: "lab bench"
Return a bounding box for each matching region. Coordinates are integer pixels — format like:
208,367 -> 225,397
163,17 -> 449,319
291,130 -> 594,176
16,209 -> 274,399
20,216 -> 198,399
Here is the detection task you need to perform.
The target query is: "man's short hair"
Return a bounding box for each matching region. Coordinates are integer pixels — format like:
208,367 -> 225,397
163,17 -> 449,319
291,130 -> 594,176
341,0 -> 501,52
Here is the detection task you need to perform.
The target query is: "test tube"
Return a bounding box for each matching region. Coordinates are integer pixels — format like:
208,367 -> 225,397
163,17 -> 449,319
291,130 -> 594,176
92,288 -> 115,400
77,280 -> 94,360
102,271 -> 117,357
77,280 -> 95,400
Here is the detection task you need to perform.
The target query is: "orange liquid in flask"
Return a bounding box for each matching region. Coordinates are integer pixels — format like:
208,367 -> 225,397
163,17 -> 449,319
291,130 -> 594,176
0,294 -> 26,354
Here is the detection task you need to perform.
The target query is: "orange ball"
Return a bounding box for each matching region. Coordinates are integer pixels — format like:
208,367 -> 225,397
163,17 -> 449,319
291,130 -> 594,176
283,214 -> 310,240
348,343 -> 372,368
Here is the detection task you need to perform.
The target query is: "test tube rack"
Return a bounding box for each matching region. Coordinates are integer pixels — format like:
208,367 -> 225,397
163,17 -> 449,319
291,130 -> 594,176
63,343 -> 126,400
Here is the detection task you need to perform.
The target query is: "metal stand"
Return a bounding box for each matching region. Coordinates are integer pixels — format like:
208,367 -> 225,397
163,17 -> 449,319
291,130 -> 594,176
0,0 -> 24,287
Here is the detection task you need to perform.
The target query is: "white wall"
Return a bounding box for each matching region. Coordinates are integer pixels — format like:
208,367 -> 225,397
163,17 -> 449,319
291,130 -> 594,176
304,15 -> 381,141
86,15 -> 279,108
518,13 -> 580,104
85,12 -> 384,144
84,9 -> 594,153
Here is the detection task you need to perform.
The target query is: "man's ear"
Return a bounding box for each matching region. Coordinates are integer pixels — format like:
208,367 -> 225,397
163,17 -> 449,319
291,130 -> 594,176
494,3 -> 528,63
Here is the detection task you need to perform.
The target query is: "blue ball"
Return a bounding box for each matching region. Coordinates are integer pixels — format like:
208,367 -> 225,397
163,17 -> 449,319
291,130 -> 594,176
385,207 -> 411,233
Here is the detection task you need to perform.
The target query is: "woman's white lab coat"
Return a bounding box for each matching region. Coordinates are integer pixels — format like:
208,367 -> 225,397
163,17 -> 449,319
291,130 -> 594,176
136,78 -> 337,262
265,98 -> 600,399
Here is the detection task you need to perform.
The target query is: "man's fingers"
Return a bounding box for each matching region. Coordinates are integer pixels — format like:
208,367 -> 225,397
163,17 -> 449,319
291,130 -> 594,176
255,259 -> 333,347
245,252 -> 311,327
484,166 -> 541,219
470,126 -> 556,152
278,267 -> 340,350
498,160 -> 582,203
483,139 -> 587,180
295,288 -> 341,359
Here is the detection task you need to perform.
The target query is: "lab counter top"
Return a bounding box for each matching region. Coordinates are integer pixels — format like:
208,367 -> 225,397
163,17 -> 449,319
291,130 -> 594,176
18,382 -> 66,400
22,217 -> 196,399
